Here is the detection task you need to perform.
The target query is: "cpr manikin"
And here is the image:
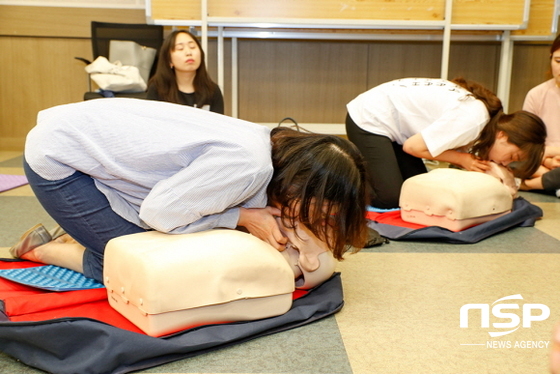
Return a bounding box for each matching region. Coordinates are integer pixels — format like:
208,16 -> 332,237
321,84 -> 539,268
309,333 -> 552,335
484,162 -> 520,197
399,163 -> 515,231
103,225 -> 338,337
276,218 -> 337,289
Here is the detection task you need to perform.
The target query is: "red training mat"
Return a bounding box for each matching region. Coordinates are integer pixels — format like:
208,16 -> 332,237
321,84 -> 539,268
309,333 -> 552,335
366,210 -> 427,229
0,260 -> 309,335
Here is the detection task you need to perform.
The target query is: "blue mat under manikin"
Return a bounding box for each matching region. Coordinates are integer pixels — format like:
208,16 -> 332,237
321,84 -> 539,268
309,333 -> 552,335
0,265 -> 104,291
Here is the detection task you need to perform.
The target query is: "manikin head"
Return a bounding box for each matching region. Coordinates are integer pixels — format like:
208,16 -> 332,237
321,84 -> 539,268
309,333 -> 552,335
485,162 -> 519,197
276,218 -> 337,289
268,127 -> 370,260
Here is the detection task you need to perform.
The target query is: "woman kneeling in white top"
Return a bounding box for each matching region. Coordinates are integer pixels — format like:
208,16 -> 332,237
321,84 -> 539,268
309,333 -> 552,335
346,77 -> 546,209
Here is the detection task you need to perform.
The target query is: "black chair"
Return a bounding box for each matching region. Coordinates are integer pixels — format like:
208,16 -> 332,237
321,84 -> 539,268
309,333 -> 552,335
75,21 -> 164,100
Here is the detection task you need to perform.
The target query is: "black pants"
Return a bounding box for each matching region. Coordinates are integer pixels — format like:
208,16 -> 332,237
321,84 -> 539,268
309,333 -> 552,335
345,113 -> 427,209
542,167 -> 560,190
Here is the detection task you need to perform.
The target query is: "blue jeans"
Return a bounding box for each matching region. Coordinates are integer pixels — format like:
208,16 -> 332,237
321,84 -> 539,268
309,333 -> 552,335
23,159 -> 146,282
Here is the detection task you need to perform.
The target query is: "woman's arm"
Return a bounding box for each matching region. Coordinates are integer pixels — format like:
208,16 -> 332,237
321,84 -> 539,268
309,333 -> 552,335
521,176 -> 544,190
543,157 -> 560,170
539,147 -> 560,171
403,133 -> 491,172
544,146 -> 560,159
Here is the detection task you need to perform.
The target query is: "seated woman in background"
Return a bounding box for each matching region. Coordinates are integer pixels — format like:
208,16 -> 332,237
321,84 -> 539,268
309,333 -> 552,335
147,30 -> 224,114
345,77 -> 546,209
521,33 -> 560,195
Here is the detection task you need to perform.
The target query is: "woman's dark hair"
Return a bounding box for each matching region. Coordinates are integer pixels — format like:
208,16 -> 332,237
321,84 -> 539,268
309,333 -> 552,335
550,33 -> 560,56
547,33 -> 560,79
470,110 -> 546,178
148,30 -> 216,107
451,77 -> 503,118
268,127 -> 370,260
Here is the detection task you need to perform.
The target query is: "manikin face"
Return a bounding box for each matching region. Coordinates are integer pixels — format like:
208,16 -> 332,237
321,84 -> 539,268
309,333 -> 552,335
276,217 -> 337,290
487,131 -> 524,167
552,49 -> 560,87
170,32 -> 202,74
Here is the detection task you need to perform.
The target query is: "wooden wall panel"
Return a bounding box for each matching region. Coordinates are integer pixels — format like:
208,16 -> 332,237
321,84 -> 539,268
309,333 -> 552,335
150,0 -> 200,21
237,40 -> 368,124
509,43 -> 552,111
0,37 -> 92,150
234,39 -> 504,124
0,5 -> 148,151
153,0 -> 529,26
0,5 -> 146,37
363,41 -> 500,108
208,0 -> 444,21
0,6 -> 553,151
366,42 -> 443,89
448,42 -> 501,90
452,0 -> 528,26
512,0 -> 558,38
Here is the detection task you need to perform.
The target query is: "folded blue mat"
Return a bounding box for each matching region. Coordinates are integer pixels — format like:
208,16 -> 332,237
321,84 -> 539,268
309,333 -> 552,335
0,265 -> 104,291
367,205 -> 400,213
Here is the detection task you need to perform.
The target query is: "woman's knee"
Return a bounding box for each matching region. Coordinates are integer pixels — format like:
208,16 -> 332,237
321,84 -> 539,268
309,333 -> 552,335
371,186 -> 401,209
542,168 -> 560,190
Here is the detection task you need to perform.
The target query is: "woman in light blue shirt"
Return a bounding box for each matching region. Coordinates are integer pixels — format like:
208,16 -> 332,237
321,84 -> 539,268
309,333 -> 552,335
14,98 -> 369,282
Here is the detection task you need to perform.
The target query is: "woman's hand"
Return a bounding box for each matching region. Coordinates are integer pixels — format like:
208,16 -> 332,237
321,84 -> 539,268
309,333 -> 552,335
461,154 -> 491,172
544,156 -> 560,170
238,207 -> 287,250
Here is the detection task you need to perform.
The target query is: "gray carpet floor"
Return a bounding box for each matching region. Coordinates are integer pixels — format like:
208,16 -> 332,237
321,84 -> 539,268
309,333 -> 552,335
1,153 -> 560,374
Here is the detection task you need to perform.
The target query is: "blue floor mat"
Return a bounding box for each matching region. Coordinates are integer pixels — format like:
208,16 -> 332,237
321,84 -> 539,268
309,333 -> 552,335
0,265 -> 104,291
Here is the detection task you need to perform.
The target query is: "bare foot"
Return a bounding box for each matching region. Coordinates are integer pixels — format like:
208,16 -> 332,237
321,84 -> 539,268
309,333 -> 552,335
20,237 -> 86,274
54,233 -> 79,245
19,246 -> 43,264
